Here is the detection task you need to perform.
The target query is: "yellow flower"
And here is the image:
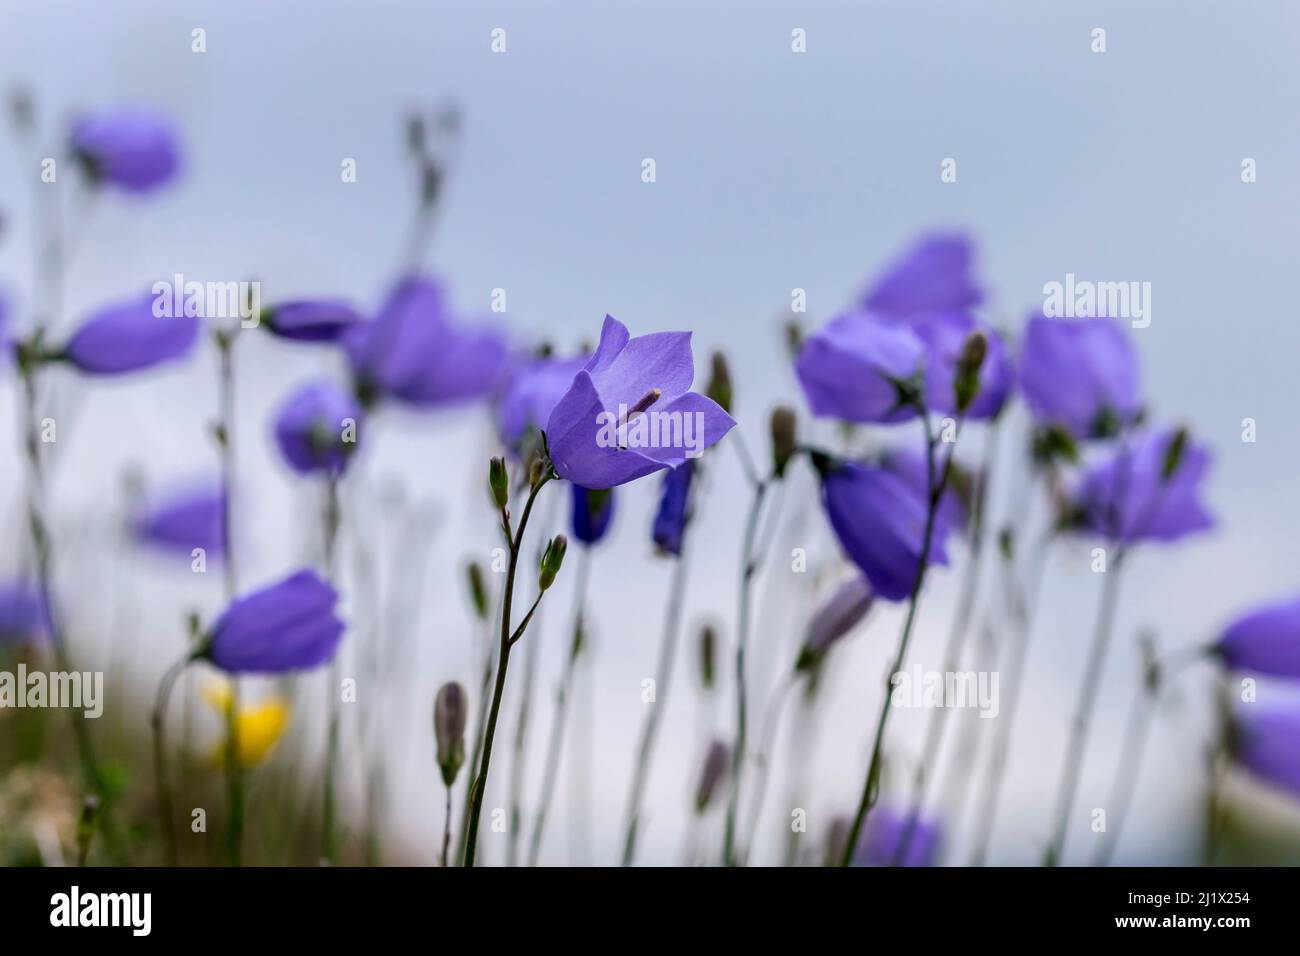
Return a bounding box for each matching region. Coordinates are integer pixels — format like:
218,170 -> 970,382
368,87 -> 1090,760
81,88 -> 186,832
203,679 -> 290,769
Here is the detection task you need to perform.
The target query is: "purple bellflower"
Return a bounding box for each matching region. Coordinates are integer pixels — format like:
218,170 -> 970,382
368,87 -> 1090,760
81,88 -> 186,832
273,381 -> 363,476
820,460 -> 953,602
861,233 -> 982,318
1019,314 -> 1141,439
1216,594 -> 1300,679
70,107 -> 181,193
898,312 -> 1014,420
62,291 -> 199,375
1233,702 -> 1300,802
1074,427 -> 1214,544
0,580 -> 51,647
880,444 -> 968,533
204,569 -> 344,674
132,484 -> 226,558
497,353 -> 587,451
651,458 -> 696,556
795,309 -> 926,424
571,484 -> 617,546
545,316 -> 734,489
345,275 -> 508,408
262,299 -> 363,343
853,805 -> 942,867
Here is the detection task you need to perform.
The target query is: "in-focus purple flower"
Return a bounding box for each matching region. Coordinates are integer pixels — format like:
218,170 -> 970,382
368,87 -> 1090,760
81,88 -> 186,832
795,310 -> 926,424
1216,594 -> 1300,679
262,299 -> 363,343
131,484 -> 225,558
651,457 -> 695,556
571,484 -> 616,546
1233,702 -> 1300,801
0,580 -> 51,647
861,233 -> 982,318
273,381 -> 363,476
70,107 -> 181,193
497,353 -> 587,450
545,316 -> 735,489
1019,314 -> 1141,439
853,805 -> 942,867
796,576 -> 874,670
205,569 -> 344,674
820,460 -> 953,602
345,275 -> 508,408
62,291 -> 199,375
899,312 -> 1014,420
1075,427 -> 1214,544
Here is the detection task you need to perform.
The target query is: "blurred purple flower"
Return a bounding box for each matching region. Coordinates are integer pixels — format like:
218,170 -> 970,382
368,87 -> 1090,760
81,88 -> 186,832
206,569 -> 344,674
570,484 -> 616,545
651,458 -> 695,556
273,381 -> 363,476
70,107 -> 181,193
132,484 -> 226,558
821,460 -> 953,601
546,316 -> 734,489
861,233 -> 982,318
796,575 -> 874,670
0,580 -> 51,647
796,310 -> 926,424
1019,314 -> 1141,438
1233,702 -> 1300,801
901,312 -> 1014,420
880,444 -> 967,532
63,291 -> 199,375
345,275 -> 508,408
1217,594 -> 1300,679
497,353 -> 586,450
1075,427 -> 1214,544
853,805 -> 942,867
263,299 -> 363,343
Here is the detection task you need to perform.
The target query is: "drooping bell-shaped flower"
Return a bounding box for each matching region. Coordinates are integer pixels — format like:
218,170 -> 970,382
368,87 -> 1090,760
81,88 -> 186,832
860,233 -> 982,318
651,458 -> 695,556
900,312 -> 1014,420
131,483 -> 225,558
853,805 -> 942,867
70,106 -> 181,193
62,291 -> 199,375
570,484 -> 616,546
345,275 -> 509,408
545,316 -> 735,489
819,460 -> 953,602
1232,702 -> 1300,801
272,381 -> 363,476
0,579 -> 51,646
1019,314 -> 1141,439
203,569 -> 344,674
262,299 -> 363,343
1216,594 -> 1300,679
795,309 -> 926,424
879,444 -> 968,533
1074,426 -> 1214,544
796,576 -> 874,671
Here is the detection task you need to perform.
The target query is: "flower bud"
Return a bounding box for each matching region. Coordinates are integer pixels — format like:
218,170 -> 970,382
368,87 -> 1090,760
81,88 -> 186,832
706,351 -> 733,415
434,682 -> 468,786
694,740 -> 730,813
465,561 -> 488,621
539,534 -> 568,591
1161,426 -> 1189,482
770,405 -> 798,479
488,457 -> 509,510
699,624 -> 717,690
953,330 -> 988,413
784,320 -> 804,361
795,576 -> 874,672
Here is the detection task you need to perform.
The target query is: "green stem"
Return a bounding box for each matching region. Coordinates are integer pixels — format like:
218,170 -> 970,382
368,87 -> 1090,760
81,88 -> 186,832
215,329 -> 244,866
321,477 -> 342,864
151,653 -> 193,866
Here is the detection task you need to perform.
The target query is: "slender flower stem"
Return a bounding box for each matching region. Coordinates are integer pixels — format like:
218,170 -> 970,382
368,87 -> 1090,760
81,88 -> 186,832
1042,548 -> 1127,866
620,546 -> 692,865
526,546 -> 591,865
455,586 -> 501,864
463,470 -> 554,867
722,472 -> 770,866
151,653 -> 194,866
1091,651 -> 1156,867
321,476 -> 343,864
738,674 -> 797,863
441,784 -> 453,867
892,422 -> 1000,864
838,409 -> 957,867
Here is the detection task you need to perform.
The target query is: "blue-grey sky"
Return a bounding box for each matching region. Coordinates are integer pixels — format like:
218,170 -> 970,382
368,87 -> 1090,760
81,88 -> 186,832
3,0 -> 1299,864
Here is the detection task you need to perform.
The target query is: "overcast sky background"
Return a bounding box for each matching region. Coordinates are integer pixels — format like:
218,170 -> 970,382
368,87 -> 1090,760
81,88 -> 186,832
2,0 -> 1299,865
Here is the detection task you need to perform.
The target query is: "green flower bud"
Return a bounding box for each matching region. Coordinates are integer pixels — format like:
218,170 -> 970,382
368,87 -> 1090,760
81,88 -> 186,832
770,406 -> 798,479
465,561 -> 488,621
706,351 -> 733,415
699,624 -> 717,690
539,534 -> 568,591
1161,426 -> 1189,482
954,330 -> 988,413
434,682 -> 468,786
488,457 -> 509,510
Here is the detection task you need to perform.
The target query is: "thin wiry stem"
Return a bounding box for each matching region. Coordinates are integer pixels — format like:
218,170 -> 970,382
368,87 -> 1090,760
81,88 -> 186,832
151,653 -> 193,866
321,476 -> 343,864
